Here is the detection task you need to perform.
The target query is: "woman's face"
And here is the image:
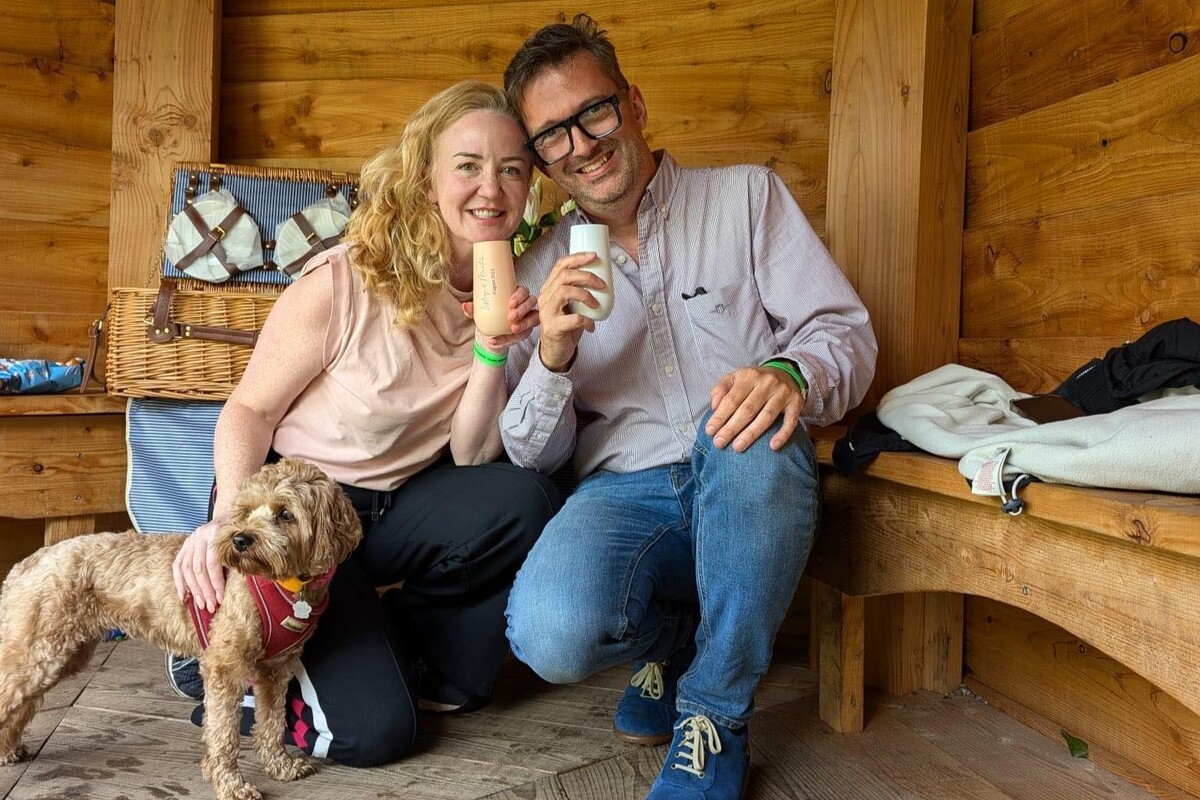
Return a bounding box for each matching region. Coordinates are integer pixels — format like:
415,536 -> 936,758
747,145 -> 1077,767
429,110 -> 533,270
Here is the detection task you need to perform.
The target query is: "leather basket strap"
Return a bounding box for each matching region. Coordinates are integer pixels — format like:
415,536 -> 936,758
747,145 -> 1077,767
281,212 -> 344,276
80,303 -> 111,393
145,280 -> 260,347
174,203 -> 246,276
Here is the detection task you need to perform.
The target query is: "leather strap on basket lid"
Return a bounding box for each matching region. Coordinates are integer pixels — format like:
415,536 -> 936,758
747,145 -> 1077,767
145,280 -> 261,347
281,212 -> 344,276
174,203 -> 247,276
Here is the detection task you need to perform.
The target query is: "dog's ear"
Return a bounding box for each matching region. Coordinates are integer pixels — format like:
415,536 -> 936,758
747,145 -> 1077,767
306,472 -> 363,569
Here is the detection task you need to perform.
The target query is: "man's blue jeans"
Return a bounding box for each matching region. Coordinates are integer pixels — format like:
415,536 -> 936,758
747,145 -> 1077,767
505,410 -> 819,729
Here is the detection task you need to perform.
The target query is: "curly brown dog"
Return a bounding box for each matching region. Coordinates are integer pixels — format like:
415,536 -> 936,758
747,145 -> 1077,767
0,458 -> 361,800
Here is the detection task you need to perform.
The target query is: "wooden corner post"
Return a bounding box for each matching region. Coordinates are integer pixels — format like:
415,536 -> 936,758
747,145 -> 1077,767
109,0 -> 222,290
823,0 -> 973,700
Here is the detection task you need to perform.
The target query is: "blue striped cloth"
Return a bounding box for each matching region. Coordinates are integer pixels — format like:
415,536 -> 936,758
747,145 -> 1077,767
163,168 -> 354,287
126,398 -> 222,534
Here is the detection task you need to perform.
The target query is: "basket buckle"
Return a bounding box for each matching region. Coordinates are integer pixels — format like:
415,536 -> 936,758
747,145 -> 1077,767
211,224 -> 227,240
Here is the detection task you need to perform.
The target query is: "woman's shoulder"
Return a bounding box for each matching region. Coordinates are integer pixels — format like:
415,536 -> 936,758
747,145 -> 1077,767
298,242 -> 352,279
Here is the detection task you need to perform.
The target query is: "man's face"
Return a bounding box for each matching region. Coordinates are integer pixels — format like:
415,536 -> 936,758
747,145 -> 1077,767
519,53 -> 654,216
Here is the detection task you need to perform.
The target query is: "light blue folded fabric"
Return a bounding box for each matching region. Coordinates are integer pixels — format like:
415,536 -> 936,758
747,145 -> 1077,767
0,357 -> 85,394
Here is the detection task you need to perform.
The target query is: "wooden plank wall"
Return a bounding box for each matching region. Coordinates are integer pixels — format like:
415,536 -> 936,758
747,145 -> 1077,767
962,0 -> 1200,793
961,0 -> 1200,392
0,0 -> 114,361
218,0 -> 835,237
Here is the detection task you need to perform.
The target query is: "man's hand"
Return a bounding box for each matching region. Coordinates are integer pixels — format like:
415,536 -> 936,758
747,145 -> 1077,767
532,252 -> 607,371
707,366 -> 807,452
172,518 -> 226,612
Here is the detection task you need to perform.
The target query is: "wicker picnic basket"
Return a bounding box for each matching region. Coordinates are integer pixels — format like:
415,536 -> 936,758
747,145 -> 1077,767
104,163 -> 358,401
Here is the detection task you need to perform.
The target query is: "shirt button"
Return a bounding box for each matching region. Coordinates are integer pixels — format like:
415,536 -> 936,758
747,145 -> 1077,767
664,365 -> 675,376
677,423 -> 689,433
616,254 -> 627,265
651,303 -> 662,316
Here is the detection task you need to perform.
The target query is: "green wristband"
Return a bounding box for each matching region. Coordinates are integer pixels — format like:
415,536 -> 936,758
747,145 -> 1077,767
473,340 -> 508,367
763,359 -> 807,394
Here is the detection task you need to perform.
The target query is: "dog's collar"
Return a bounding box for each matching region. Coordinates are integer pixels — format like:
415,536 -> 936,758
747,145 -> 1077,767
275,567 -> 335,595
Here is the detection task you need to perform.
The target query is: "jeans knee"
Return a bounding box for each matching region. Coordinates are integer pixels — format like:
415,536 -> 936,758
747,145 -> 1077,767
506,591 -> 606,684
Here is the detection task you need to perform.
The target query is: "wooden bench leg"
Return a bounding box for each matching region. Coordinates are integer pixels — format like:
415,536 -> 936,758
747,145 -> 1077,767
44,515 -> 96,547
816,579 -> 864,732
922,591 -> 964,694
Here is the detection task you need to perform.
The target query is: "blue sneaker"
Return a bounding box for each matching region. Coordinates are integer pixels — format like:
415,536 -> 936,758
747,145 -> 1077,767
614,643 -> 694,745
165,653 -> 204,700
646,714 -> 749,799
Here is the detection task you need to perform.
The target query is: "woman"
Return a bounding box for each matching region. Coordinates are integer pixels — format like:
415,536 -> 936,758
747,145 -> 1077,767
170,81 -> 560,767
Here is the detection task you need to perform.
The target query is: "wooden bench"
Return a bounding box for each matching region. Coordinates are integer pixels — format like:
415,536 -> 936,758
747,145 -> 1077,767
0,390 -> 128,547
805,427 -> 1200,740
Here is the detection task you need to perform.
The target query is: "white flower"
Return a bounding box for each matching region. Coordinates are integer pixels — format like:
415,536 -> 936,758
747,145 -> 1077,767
523,179 -> 544,227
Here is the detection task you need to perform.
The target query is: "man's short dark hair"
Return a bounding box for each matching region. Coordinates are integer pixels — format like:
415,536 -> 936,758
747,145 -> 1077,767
504,13 -> 630,118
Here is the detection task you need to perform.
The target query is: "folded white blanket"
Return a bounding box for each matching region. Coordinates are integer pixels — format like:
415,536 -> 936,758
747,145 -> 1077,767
877,364 -> 1200,493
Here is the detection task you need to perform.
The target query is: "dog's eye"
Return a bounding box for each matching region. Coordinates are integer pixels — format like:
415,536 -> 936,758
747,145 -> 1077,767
277,508 -> 294,522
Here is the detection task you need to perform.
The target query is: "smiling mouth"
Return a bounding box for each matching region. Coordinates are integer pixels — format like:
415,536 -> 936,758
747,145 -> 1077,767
578,151 -> 613,175
470,209 -> 503,219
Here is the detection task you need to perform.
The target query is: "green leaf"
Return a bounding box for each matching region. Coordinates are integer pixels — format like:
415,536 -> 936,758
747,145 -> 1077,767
1060,730 -> 1089,758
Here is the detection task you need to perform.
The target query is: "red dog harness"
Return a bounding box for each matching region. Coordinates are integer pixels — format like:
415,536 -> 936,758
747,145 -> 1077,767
188,568 -> 336,660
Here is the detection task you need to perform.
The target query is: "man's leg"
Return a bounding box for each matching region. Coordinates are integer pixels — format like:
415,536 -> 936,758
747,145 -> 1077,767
505,467 -> 697,685
649,409 -> 818,798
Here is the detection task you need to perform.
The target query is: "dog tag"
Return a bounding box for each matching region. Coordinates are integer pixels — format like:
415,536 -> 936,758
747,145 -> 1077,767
292,599 -> 313,620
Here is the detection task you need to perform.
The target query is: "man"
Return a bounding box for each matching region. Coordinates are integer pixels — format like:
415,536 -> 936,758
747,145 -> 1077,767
500,14 -> 877,799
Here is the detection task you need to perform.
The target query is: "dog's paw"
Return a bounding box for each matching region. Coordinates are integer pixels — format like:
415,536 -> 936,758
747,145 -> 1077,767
224,782 -> 262,800
0,745 -> 29,765
264,754 -> 317,782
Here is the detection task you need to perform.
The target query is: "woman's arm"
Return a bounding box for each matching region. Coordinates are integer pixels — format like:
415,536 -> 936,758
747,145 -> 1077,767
449,286 -> 539,464
172,268 -> 334,610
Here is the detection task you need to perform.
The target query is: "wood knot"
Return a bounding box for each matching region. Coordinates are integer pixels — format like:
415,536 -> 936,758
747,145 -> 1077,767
824,69 -> 833,95
31,463 -> 44,474
1126,518 -> 1152,545
1169,32 -> 1188,54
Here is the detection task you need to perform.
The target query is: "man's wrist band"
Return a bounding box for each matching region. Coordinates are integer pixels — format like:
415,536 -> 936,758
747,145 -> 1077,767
763,359 -> 807,393
473,340 -> 508,367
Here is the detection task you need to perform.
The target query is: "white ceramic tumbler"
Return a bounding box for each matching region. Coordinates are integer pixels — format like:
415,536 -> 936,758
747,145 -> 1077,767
567,224 -> 614,321
472,240 -> 517,337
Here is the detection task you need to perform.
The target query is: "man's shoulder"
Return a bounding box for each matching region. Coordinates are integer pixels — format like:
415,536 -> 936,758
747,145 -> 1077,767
678,161 -> 776,184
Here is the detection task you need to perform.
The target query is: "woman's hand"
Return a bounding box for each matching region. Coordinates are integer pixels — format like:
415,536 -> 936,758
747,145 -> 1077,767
172,518 -> 226,612
461,284 -> 541,351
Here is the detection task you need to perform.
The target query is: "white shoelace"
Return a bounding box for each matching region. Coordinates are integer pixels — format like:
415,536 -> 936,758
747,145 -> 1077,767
629,661 -> 666,700
670,715 -> 723,778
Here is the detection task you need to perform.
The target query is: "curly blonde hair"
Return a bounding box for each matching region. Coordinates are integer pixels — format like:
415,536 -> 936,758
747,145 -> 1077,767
345,81 -> 523,328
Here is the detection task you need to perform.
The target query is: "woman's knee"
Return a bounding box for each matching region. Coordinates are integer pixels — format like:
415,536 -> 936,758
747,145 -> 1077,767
328,702 -> 418,768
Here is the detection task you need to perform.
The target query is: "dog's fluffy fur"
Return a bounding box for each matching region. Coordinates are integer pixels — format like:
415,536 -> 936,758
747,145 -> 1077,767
0,458 -> 361,800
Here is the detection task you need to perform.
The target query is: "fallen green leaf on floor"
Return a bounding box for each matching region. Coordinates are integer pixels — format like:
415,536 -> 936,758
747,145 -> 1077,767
1061,729 -> 1089,758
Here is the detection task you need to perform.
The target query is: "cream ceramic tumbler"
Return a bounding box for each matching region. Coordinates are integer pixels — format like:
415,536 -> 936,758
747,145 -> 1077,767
472,240 -> 517,337
567,224 -> 614,321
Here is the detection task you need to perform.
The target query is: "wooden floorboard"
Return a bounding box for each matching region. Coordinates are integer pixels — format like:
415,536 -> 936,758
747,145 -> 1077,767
0,638 -> 1178,800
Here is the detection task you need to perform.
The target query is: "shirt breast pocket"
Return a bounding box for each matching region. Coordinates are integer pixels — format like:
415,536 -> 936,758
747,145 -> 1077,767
681,282 -> 763,373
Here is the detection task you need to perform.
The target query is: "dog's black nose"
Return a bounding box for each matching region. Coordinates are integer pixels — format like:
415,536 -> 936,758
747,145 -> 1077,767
231,532 -> 255,552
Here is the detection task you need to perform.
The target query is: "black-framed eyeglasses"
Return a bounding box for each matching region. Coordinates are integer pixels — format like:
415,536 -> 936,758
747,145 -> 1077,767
526,94 -> 624,166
